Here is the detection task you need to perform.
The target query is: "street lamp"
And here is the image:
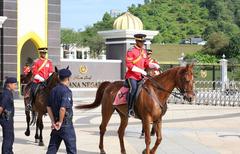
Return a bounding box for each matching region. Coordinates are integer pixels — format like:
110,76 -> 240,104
0,16 -> 7,93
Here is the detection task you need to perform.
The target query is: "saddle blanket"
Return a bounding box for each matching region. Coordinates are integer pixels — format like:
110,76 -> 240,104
113,86 -> 129,106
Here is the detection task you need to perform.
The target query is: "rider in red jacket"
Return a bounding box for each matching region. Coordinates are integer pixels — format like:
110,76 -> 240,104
125,34 -> 160,117
28,47 -> 53,109
23,63 -> 31,75
32,48 -> 53,83
147,49 -> 161,75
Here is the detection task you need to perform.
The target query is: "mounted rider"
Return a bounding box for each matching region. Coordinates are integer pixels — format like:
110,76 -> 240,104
146,49 -> 161,75
27,47 -> 53,109
23,63 -> 31,75
125,34 -> 160,117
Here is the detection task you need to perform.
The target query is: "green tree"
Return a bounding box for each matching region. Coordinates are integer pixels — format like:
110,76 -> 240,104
202,32 -> 229,57
226,34 -> 240,58
185,52 -> 218,63
61,28 -> 77,45
87,34 -> 105,59
74,0 -> 240,46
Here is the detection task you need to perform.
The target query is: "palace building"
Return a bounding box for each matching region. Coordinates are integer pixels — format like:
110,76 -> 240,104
0,0 -> 60,89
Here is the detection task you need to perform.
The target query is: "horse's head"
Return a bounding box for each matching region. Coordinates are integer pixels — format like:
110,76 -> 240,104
176,64 -> 195,102
46,66 -> 60,88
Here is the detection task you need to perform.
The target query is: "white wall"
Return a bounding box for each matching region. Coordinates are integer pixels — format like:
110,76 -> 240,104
18,0 -> 47,43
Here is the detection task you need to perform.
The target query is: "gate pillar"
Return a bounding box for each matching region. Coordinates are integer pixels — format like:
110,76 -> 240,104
220,54 -> 228,91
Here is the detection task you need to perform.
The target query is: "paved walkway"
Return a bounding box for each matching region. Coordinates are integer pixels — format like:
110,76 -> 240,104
1,99 -> 240,154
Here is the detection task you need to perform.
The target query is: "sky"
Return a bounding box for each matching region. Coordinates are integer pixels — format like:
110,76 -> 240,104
61,0 -> 144,31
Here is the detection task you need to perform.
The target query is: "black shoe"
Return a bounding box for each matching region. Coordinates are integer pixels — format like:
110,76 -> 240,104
128,109 -> 135,118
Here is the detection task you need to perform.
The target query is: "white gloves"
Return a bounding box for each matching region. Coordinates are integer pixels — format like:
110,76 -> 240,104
34,74 -> 45,82
149,63 -> 160,69
132,66 -> 147,76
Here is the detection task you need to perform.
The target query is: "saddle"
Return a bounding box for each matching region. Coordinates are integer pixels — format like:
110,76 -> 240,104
24,82 -> 47,100
113,80 -> 144,106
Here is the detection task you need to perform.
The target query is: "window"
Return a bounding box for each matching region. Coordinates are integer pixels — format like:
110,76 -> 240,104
63,44 -> 70,50
64,51 -> 74,59
84,51 -> 88,59
77,51 -> 82,59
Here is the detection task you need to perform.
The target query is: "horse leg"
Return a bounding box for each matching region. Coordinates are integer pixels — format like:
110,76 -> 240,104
24,110 -> 31,136
117,110 -> 128,154
150,120 -> 162,154
142,118 -> 151,154
35,118 -> 39,143
30,111 -> 37,126
150,123 -> 156,136
38,115 -> 44,146
140,125 -> 145,138
142,123 -> 155,138
99,105 -> 114,154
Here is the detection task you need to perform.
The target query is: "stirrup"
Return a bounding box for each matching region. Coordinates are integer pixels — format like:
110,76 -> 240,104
128,109 -> 135,118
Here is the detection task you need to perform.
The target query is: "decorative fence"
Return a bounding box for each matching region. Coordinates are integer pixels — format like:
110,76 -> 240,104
160,63 -> 240,81
161,58 -> 240,107
168,81 -> 240,106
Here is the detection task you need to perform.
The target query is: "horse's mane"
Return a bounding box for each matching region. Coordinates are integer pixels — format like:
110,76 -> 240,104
155,66 -> 183,80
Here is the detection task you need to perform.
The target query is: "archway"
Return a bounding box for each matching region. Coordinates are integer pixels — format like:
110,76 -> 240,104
17,32 -> 46,94
20,39 -> 38,73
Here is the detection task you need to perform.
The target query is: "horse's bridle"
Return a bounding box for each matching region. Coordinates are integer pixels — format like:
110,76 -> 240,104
144,76 -> 183,99
144,73 -> 195,99
176,72 -> 195,98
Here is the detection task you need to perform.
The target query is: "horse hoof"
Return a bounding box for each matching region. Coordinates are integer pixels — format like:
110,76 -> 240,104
35,139 -> 39,143
39,142 -> 44,146
100,149 -> 106,154
139,134 -> 144,139
24,131 -> 30,136
121,151 -> 126,154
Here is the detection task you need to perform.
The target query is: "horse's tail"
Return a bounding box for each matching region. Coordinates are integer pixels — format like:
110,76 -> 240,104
75,81 -> 111,109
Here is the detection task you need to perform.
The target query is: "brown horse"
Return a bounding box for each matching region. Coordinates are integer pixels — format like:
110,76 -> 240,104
23,67 -> 60,146
20,71 -> 33,95
76,64 -> 195,154
140,67 -> 160,138
20,71 -> 33,84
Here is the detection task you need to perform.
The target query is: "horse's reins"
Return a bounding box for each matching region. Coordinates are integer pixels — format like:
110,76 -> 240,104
45,73 -> 55,90
144,75 -> 183,99
142,84 -> 167,117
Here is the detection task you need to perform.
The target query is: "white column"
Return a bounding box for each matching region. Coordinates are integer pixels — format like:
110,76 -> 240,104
220,54 -> 228,91
60,45 -> 64,59
178,52 -> 186,66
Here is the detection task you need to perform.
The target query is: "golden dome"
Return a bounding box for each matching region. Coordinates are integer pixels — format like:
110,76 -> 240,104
113,12 -> 143,30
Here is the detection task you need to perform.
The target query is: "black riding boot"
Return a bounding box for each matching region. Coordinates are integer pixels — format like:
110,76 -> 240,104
127,93 -> 135,117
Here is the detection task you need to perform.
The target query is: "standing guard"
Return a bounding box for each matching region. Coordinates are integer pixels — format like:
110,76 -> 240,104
46,67 -> 76,154
0,77 -> 18,154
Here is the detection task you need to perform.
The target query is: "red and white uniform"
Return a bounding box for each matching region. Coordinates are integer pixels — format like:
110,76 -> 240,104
125,45 -> 150,80
32,58 -> 53,83
23,66 -> 31,75
149,57 -> 160,75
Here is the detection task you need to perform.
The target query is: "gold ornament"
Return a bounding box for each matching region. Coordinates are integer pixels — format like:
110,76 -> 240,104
79,65 -> 88,74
